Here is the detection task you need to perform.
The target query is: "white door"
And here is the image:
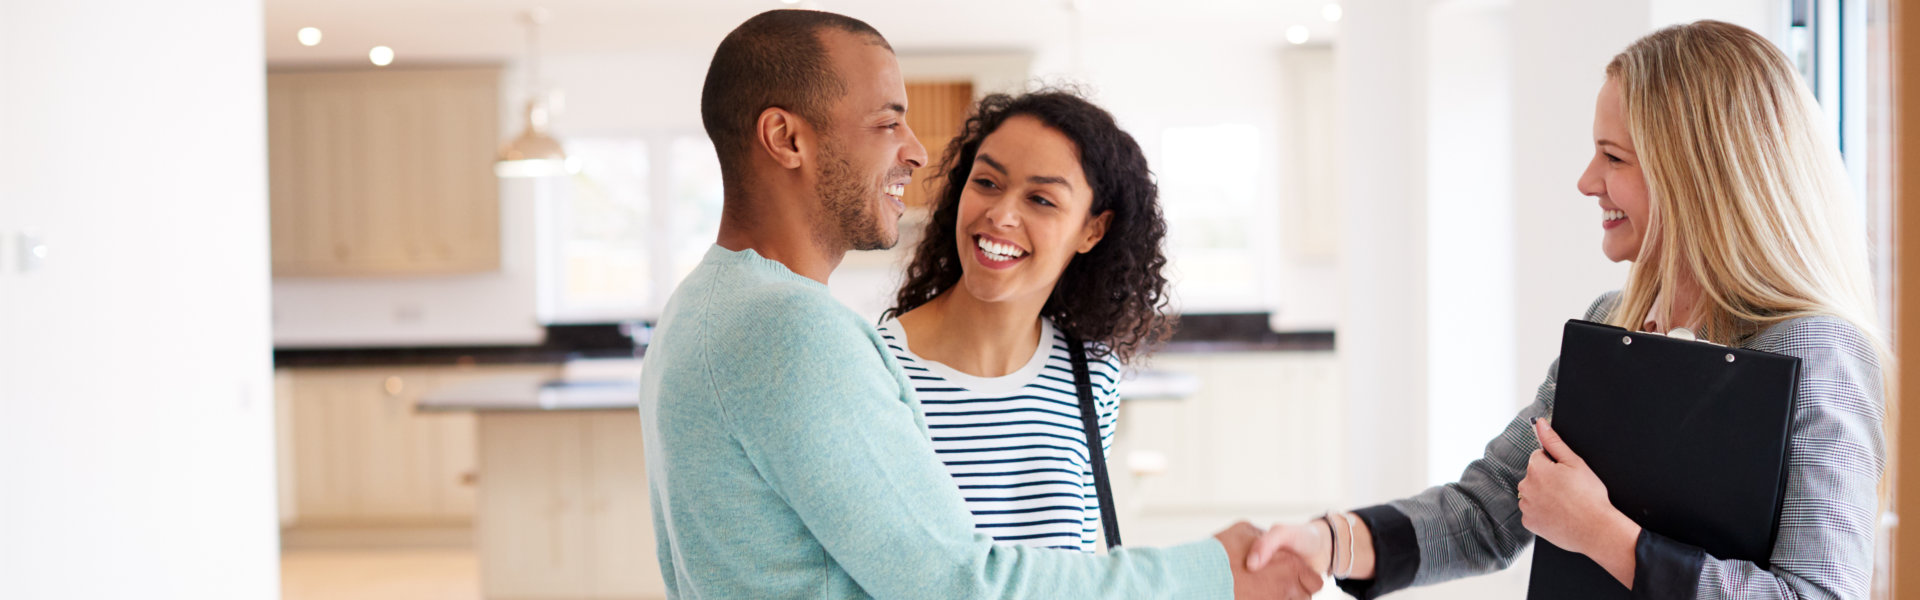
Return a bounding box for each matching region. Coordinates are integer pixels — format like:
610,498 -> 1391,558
0,1 -> 280,598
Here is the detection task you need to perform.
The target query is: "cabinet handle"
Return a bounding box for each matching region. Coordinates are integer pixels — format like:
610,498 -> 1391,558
383,376 -> 405,397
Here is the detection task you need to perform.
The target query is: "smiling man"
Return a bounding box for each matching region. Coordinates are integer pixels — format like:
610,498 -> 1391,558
637,9 -> 1319,600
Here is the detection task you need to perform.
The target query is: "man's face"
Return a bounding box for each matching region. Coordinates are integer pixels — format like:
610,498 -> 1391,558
812,30 -> 928,251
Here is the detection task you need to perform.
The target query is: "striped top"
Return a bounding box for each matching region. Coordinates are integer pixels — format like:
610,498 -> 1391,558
877,318 -> 1121,553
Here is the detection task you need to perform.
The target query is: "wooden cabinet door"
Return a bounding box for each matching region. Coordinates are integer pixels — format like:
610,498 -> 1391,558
289,369 -> 355,521
287,366 -> 549,526
270,74 -> 365,273
267,68 -> 500,276
584,413 -> 662,597
477,413 -> 594,597
902,81 -> 973,208
476,411 -> 663,599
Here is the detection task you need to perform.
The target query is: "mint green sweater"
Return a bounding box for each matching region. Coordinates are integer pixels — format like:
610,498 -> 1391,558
637,245 -> 1233,599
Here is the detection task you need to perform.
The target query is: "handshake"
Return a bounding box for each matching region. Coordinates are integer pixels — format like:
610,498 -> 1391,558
1213,513 -> 1373,600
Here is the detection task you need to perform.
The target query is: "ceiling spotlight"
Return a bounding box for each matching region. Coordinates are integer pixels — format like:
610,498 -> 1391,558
1286,25 -> 1310,45
297,27 -> 323,46
1322,4 -> 1342,23
369,45 -> 395,66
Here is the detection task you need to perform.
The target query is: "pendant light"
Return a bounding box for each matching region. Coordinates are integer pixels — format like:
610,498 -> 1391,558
497,8 -> 571,178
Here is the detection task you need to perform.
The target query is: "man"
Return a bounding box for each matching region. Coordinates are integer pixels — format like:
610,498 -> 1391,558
638,9 -> 1320,599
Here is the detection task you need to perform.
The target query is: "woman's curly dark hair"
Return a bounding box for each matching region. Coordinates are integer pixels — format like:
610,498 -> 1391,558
882,89 -> 1175,364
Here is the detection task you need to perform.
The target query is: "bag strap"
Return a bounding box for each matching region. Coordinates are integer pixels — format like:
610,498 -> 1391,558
1067,333 -> 1123,550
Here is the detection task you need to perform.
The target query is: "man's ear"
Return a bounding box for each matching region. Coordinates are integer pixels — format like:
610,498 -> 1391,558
755,107 -> 808,172
1077,210 -> 1113,254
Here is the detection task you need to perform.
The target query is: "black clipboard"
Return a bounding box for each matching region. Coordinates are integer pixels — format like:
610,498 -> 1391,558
1526,320 -> 1798,599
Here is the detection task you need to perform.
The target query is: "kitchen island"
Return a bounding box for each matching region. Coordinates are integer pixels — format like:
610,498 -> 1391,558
416,363 -> 1202,600
419,374 -> 662,600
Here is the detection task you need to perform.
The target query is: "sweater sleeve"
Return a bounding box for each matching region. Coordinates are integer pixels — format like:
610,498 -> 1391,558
705,296 -> 1234,600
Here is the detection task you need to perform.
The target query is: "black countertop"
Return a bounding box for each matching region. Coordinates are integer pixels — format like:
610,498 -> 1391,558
274,314 -> 1334,368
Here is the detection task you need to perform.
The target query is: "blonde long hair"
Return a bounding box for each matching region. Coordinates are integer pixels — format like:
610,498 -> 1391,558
1604,20 -> 1885,355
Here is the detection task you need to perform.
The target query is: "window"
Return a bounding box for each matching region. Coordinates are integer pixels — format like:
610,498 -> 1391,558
1790,0 -> 1892,326
536,134 -> 724,323
1157,123 -> 1279,313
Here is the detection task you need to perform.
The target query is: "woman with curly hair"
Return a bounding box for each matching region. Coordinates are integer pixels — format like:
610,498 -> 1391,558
879,89 -> 1173,553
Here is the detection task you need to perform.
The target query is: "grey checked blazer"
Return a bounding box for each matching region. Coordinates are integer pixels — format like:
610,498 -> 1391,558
1340,292 -> 1886,599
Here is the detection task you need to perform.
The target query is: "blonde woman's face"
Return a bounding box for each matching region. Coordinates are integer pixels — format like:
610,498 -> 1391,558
1577,78 -> 1651,263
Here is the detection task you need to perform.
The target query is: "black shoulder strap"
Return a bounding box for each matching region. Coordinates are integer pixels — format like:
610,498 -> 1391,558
1067,333 -> 1122,550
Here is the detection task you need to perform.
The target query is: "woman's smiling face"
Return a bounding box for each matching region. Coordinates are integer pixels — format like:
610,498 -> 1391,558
953,115 -> 1111,306
1577,77 -> 1652,264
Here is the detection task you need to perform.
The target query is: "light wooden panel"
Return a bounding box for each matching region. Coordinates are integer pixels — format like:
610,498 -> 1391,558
1893,0 -> 1920,593
476,412 -> 662,599
267,67 -> 501,276
283,364 -> 558,528
903,81 -> 974,208
1115,352 -> 1344,530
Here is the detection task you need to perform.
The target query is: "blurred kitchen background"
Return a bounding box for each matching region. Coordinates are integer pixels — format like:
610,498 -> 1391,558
1,0 -> 1894,599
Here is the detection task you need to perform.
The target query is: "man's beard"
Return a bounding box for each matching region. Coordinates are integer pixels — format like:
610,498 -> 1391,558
815,137 -> 896,252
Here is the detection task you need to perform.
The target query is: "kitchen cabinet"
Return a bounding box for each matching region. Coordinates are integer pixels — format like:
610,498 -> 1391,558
267,67 -> 502,276
900,81 -> 973,208
1110,352 -> 1347,545
475,411 -> 662,600
279,364 -> 559,528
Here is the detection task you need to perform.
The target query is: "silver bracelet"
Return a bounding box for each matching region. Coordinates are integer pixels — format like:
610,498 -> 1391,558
1336,511 -> 1358,580
1321,511 -> 1340,577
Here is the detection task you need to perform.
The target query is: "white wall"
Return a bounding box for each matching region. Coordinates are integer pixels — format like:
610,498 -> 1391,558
1506,0 -> 1647,417
1426,0 -> 1518,489
0,0 -> 280,597
1338,0 -> 1432,509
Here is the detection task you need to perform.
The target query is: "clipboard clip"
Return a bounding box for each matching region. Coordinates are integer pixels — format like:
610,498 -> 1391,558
1664,327 -> 1725,347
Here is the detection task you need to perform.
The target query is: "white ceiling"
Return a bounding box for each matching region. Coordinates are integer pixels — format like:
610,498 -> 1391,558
263,0 -> 1341,65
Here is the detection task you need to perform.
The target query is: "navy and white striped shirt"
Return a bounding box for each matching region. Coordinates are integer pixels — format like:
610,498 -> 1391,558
877,318 -> 1121,553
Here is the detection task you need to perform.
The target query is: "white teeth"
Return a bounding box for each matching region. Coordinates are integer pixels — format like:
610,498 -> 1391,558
886,184 -> 905,197
1603,210 -> 1625,221
975,236 -> 1026,260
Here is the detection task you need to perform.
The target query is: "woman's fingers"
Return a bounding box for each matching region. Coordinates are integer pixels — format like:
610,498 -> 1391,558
1246,522 -> 1312,570
1533,417 -> 1584,467
1245,524 -> 1286,569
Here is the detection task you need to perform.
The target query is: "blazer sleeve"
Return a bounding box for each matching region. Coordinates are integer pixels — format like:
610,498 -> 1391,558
1337,292 -> 1621,598
1639,317 -> 1885,599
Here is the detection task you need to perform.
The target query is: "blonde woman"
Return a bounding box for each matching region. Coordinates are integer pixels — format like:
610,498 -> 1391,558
1245,20 -> 1886,599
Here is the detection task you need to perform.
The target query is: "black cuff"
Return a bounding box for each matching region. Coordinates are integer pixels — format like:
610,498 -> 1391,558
1630,528 -> 1704,600
1334,505 -> 1419,599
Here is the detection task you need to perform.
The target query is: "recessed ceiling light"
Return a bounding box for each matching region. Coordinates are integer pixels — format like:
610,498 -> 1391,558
1322,4 -> 1343,23
369,46 -> 395,67
297,27 -> 323,46
1286,25 -> 1310,45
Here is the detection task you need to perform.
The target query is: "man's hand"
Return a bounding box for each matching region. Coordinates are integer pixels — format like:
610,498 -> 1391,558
1215,521 -> 1324,600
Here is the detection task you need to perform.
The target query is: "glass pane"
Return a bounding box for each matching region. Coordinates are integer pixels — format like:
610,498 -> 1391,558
1159,123 -> 1267,311
561,139 -> 651,313
666,135 -> 725,301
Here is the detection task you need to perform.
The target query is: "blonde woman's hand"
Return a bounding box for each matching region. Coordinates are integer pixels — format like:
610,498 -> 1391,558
1244,521 -> 1328,575
1517,418 -> 1642,585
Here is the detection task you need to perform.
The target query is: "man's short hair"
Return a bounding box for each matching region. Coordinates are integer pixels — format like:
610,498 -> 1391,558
700,10 -> 892,185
